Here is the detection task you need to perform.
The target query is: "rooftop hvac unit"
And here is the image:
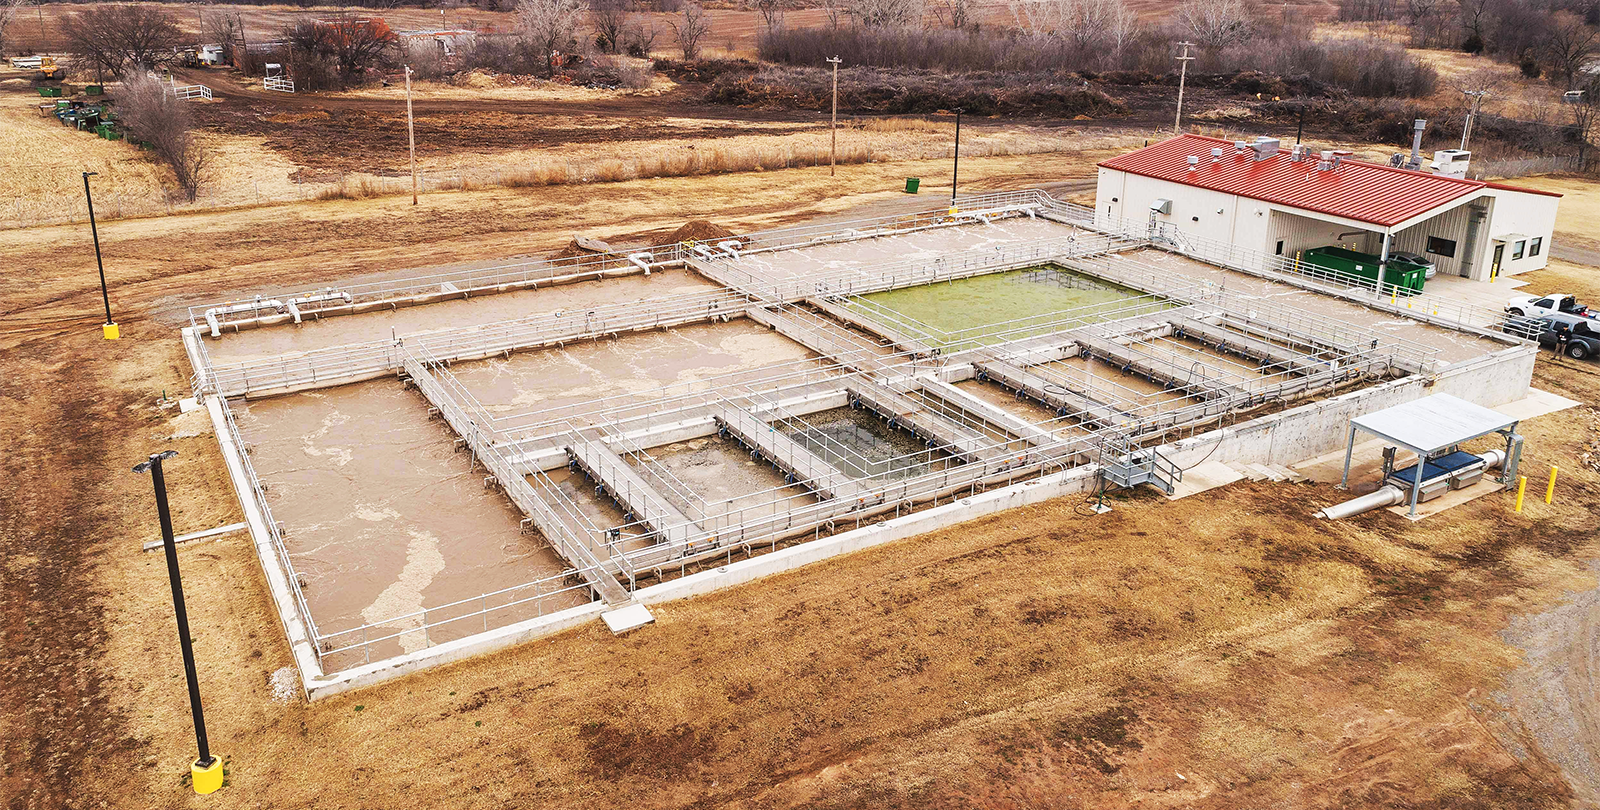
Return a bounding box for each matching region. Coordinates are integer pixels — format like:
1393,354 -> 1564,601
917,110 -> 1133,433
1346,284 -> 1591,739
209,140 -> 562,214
1150,198 -> 1172,215
1252,136 -> 1280,160
1430,149 -> 1471,178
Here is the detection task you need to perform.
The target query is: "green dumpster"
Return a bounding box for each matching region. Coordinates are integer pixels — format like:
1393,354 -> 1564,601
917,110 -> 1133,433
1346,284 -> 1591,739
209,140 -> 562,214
904,177 -> 920,194
85,85 -> 104,96
1301,246 -> 1426,295
37,87 -> 61,98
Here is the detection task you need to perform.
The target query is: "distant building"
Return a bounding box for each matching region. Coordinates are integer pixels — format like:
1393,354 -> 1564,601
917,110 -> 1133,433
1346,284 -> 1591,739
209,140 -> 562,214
1095,134 -> 1560,282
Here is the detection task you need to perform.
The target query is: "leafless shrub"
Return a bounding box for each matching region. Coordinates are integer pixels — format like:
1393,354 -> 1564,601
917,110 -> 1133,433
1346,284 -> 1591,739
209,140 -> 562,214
517,0 -> 587,75
847,0 -> 924,28
281,15 -> 399,86
1176,0 -> 1256,50
928,0 -> 972,29
118,71 -> 206,202
668,2 -> 712,59
62,5 -> 183,81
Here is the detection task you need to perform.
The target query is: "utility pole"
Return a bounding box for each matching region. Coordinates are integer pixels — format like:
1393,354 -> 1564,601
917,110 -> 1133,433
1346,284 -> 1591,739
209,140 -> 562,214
950,108 -> 962,212
1295,103 -> 1306,145
1174,41 -> 1195,135
134,451 -> 223,796
827,56 -> 841,176
1461,90 -> 1488,150
405,65 -> 418,205
82,171 -> 116,340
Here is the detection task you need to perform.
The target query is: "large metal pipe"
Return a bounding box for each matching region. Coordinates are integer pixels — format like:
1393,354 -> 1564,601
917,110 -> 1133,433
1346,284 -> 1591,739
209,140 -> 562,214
1317,448 -> 1504,520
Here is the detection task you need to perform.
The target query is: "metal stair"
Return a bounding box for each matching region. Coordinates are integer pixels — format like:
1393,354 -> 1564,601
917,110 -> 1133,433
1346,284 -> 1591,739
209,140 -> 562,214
1097,432 -> 1181,495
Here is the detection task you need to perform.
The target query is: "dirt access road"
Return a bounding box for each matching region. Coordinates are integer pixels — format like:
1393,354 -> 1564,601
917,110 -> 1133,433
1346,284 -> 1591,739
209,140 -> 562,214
2,160 -> 1598,809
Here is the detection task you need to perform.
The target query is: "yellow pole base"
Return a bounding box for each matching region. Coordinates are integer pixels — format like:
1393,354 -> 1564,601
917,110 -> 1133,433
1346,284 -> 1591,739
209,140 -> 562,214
102,322 -> 119,340
191,757 -> 224,795
948,206 -> 959,216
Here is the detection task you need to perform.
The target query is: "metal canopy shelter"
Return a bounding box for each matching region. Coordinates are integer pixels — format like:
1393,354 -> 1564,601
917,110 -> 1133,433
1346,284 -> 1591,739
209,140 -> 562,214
1339,393 -> 1521,516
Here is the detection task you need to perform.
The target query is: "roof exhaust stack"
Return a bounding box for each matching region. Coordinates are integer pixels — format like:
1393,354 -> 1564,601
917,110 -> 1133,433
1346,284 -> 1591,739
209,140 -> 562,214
1406,119 -> 1426,170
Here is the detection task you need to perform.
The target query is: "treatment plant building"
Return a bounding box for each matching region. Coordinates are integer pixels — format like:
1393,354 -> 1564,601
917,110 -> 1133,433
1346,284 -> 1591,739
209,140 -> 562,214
1094,134 -> 1560,283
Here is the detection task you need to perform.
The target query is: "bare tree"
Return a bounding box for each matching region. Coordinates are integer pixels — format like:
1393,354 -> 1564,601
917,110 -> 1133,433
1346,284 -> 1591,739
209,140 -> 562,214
1543,11 -> 1600,89
0,0 -> 29,57
518,0 -> 586,75
1176,0 -> 1255,50
755,0 -> 787,33
1007,0 -> 1063,34
668,2 -> 712,59
202,9 -> 247,64
119,71 -> 206,201
283,15 -> 398,85
62,5 -> 183,80
929,0 -> 972,29
589,0 -> 630,53
822,0 -> 845,29
847,0 -> 924,28
1457,0 -> 1491,49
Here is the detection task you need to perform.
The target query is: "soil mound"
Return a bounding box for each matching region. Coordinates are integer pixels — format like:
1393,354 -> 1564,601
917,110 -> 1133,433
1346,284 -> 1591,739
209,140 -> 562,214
656,220 -> 739,246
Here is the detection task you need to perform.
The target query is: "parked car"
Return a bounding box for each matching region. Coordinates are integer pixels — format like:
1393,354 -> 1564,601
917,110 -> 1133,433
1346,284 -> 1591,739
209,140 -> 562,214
1388,251 -> 1436,280
1505,313 -> 1600,359
1506,293 -> 1593,318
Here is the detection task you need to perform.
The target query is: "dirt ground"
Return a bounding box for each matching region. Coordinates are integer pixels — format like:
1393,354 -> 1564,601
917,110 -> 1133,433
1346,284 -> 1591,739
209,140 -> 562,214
3,159 -> 1600,809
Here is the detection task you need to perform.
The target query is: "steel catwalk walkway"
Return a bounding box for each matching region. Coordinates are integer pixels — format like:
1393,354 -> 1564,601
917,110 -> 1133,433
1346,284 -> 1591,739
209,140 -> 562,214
714,405 -> 869,501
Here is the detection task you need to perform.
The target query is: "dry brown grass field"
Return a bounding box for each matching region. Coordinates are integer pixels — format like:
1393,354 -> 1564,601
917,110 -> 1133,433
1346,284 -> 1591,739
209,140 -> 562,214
1,148 -> 1599,807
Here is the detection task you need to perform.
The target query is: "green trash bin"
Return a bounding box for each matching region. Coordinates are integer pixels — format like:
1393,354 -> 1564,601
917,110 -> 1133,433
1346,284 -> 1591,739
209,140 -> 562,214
905,177 -> 920,194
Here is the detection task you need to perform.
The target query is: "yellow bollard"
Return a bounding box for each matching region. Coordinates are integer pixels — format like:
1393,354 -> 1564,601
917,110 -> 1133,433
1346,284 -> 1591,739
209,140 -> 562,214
1546,466 -> 1559,504
948,206 -> 959,216
102,322 -> 119,340
1515,476 -> 1526,513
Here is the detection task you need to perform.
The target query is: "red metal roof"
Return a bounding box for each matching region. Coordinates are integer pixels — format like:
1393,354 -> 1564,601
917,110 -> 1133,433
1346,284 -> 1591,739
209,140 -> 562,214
1098,134 -> 1532,228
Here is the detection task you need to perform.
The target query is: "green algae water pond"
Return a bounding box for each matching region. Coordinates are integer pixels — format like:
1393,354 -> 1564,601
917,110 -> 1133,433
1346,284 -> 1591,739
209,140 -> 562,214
857,265 -> 1157,348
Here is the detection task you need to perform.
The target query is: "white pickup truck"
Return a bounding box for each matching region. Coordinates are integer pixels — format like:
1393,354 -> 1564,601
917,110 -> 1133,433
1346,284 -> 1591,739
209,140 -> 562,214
1506,293 -> 1594,318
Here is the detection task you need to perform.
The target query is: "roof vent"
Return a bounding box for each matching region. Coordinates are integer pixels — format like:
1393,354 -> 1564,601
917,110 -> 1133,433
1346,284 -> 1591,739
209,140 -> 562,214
1234,140 -> 1249,154
1210,146 -> 1224,162
1187,155 -> 1200,171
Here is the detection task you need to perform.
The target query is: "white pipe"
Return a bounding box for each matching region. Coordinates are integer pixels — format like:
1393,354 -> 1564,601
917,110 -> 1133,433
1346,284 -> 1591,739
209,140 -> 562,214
627,252 -> 654,275
285,290 -> 352,324
204,298 -> 284,338
715,240 -> 742,260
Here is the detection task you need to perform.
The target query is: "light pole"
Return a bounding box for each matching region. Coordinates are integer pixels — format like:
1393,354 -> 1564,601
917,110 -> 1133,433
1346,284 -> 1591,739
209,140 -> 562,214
405,65 -> 418,205
1461,90 -> 1488,151
134,451 -> 224,796
1174,41 -> 1195,134
950,108 -> 962,213
827,56 -> 841,177
82,171 -> 117,340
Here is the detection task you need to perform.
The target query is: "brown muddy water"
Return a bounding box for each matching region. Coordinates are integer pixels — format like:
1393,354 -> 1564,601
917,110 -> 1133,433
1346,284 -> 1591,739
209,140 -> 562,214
951,379 -> 1094,441
780,406 -> 959,481
233,380 -> 583,669
1034,355 -> 1198,413
628,435 -> 819,530
206,269 -> 720,364
447,320 -> 818,420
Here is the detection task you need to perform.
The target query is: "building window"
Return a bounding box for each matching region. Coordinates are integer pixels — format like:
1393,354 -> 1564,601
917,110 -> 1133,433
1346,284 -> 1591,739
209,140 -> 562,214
1530,237 -> 1543,256
1275,240 -> 1285,256
1426,236 -> 1457,258
1513,240 -> 1526,260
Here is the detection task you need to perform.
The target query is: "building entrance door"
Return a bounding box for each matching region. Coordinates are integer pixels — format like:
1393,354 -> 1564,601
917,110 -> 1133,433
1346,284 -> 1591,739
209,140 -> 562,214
1490,243 -> 1504,281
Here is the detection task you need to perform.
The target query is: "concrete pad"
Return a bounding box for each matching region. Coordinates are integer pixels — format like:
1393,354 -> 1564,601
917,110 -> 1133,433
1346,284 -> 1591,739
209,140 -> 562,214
1387,478 -> 1508,521
1165,460 -> 1243,500
601,603 -> 655,635
179,397 -> 202,413
1291,439 -> 1391,486
1495,387 -> 1583,422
